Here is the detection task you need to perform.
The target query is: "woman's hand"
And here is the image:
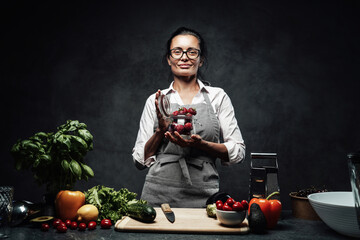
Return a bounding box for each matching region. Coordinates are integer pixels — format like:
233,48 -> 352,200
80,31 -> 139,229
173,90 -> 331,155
165,131 -> 229,162
164,131 -> 202,147
155,90 -> 170,132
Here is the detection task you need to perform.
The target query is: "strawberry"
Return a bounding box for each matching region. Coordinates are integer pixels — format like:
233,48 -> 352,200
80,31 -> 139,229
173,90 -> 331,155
172,110 -> 179,116
178,107 -> 187,115
175,124 -> 185,134
188,107 -> 197,115
185,113 -> 192,118
184,122 -> 193,132
169,123 -> 176,132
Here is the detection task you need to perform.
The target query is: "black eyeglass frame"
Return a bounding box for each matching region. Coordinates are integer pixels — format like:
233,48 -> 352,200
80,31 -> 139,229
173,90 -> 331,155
169,48 -> 201,60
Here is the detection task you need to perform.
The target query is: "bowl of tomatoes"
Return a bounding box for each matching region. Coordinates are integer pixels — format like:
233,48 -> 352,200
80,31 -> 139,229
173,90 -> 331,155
215,197 -> 248,226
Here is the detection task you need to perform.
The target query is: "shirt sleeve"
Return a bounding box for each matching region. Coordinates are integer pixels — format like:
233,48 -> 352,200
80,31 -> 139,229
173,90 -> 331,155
216,90 -> 246,165
132,94 -> 157,167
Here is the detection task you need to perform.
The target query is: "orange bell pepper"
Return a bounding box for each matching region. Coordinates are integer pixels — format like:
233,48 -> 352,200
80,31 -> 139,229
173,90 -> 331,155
248,192 -> 282,229
55,190 -> 85,221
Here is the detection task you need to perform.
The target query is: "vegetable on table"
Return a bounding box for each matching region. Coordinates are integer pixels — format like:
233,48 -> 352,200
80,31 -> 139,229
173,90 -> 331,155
248,203 -> 267,233
84,185 -> 147,224
100,219 -> 112,229
206,203 -> 217,218
127,203 -> 157,223
77,204 -> 99,223
248,191 -> 282,229
55,190 -> 85,221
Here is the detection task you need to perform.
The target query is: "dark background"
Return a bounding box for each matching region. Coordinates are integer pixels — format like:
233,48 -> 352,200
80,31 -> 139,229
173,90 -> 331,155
2,0 -> 360,210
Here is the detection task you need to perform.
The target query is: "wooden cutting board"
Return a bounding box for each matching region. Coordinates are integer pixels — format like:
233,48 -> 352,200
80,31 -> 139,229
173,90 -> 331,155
115,208 -> 249,234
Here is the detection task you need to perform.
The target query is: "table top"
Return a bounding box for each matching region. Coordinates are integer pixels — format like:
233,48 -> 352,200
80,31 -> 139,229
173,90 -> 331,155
3,211 -> 354,240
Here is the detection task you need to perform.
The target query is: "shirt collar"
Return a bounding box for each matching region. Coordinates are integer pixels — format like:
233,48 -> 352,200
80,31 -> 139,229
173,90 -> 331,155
165,79 -> 209,95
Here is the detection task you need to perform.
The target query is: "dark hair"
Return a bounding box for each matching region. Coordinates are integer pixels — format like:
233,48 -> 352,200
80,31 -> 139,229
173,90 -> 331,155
163,27 -> 210,85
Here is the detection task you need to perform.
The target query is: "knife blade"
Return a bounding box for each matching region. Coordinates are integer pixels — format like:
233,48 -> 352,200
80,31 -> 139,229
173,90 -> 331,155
161,203 -> 175,223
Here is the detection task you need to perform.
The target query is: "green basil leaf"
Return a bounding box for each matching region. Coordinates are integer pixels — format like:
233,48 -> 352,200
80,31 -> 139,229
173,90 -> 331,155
70,160 -> 82,180
33,158 -> 40,168
39,154 -> 51,162
78,129 -> 93,143
61,159 -> 70,173
81,163 -> 94,178
78,123 -> 87,129
71,135 -> 88,151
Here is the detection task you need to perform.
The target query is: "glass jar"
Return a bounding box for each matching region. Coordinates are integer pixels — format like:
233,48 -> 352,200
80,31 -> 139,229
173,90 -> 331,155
158,94 -> 196,137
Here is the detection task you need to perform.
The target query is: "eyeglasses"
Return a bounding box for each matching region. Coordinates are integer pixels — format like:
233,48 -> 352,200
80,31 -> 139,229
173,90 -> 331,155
169,48 -> 201,60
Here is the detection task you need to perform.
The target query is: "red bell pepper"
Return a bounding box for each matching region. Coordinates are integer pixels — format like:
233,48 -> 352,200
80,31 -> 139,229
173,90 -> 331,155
248,192 -> 282,229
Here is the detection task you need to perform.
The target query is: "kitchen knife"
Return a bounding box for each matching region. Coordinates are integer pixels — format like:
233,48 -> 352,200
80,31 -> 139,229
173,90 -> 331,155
161,203 -> 175,223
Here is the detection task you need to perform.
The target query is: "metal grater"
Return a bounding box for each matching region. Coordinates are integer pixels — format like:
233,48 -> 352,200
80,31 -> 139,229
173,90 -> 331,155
249,153 -> 280,201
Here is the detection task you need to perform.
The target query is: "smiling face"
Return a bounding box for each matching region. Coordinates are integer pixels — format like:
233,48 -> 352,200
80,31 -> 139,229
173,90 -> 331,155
167,34 -> 203,79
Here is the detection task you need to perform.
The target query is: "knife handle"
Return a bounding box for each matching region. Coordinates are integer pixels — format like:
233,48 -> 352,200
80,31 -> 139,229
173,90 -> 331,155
161,203 -> 172,213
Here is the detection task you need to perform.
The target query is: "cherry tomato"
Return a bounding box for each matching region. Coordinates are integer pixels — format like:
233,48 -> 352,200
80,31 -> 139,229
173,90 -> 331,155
100,219 -> 112,229
52,219 -> 62,228
78,223 -> 87,231
57,224 -> 67,233
70,221 -> 78,230
215,200 -> 223,205
241,200 -> 249,210
226,197 -> 235,207
222,202 -> 233,211
88,221 -> 97,230
216,202 -> 223,210
232,201 -> 244,211
41,223 -> 50,231
65,219 -> 72,227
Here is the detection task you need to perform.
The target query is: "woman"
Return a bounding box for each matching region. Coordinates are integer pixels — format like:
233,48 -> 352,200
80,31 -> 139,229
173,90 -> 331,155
132,27 -> 245,207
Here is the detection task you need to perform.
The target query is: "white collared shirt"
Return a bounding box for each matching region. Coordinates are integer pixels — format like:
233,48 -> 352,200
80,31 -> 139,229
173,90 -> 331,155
132,79 -> 245,167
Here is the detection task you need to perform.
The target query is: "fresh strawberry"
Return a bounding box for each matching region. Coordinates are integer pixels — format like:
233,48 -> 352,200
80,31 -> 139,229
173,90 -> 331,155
188,107 -> 197,115
184,122 -> 193,131
178,107 -> 187,115
185,113 -> 192,118
169,123 -> 176,132
172,110 -> 179,116
175,124 -> 185,134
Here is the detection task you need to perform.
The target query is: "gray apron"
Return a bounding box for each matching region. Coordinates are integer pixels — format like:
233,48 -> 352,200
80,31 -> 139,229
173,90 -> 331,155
141,92 -> 220,208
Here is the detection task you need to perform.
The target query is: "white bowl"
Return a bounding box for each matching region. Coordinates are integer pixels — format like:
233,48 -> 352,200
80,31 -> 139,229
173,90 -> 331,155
216,209 -> 246,226
308,191 -> 360,238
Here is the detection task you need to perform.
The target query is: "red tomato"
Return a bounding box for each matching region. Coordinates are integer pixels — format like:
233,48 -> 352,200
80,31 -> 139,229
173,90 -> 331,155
78,223 -> 87,231
216,202 -> 223,210
88,221 -> 97,230
215,200 -> 223,205
226,198 -> 235,207
70,221 -> 78,230
241,200 -> 249,210
52,219 -> 62,228
65,219 -> 72,227
100,219 -> 112,229
232,201 -> 244,211
56,225 -> 67,233
41,223 -> 50,231
222,203 -> 233,211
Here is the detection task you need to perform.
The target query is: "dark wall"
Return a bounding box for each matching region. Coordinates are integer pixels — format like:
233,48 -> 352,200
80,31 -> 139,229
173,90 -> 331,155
2,0 -> 360,210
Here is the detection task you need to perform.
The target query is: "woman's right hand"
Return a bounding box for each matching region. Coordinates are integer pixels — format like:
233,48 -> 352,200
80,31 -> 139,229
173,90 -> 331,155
155,90 -> 170,132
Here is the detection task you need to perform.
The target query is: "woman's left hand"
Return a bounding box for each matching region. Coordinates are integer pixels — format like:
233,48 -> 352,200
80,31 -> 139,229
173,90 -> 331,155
164,131 -> 202,147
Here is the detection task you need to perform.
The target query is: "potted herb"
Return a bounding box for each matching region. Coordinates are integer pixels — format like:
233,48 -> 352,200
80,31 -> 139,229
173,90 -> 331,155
10,120 -> 95,198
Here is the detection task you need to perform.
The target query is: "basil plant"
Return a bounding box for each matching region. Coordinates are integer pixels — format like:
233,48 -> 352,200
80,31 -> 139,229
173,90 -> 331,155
11,120 -> 94,195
